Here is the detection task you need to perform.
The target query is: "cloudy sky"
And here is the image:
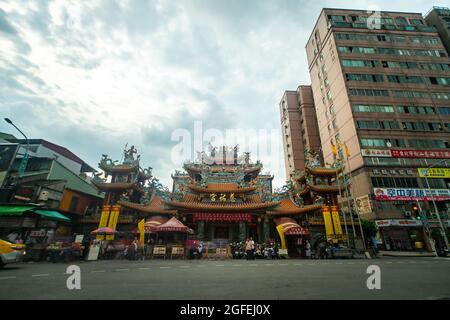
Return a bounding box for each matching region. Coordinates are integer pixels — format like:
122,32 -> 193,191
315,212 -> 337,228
0,0 -> 446,189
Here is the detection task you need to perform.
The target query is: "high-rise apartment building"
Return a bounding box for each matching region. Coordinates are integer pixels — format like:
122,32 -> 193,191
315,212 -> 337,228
280,85 -> 321,180
425,7 -> 450,56
304,8 -> 450,244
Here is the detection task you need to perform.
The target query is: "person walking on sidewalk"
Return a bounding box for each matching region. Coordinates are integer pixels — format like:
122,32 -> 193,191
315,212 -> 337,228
245,237 -> 255,260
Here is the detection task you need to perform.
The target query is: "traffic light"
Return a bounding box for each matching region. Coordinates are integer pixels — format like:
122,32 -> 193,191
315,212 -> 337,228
412,204 -> 421,220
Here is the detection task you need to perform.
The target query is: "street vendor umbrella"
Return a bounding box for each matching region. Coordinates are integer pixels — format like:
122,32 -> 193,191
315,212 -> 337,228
90,227 -> 118,235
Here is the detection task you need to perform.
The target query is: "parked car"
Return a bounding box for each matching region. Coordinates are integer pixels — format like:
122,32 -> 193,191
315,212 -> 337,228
0,239 -> 26,268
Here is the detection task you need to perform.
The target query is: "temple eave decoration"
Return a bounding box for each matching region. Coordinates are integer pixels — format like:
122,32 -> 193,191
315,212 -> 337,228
305,165 -> 343,176
164,200 -> 281,212
118,200 -> 177,215
187,184 -> 258,194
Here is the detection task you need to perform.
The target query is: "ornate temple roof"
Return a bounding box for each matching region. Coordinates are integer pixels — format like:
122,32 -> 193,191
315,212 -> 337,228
266,199 -> 322,216
187,183 -> 258,194
98,163 -> 139,174
91,181 -> 145,193
305,166 -> 344,176
164,199 -> 281,212
119,196 -> 177,215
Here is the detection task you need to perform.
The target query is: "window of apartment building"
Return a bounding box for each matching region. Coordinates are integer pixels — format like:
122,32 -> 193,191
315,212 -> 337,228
338,46 -> 376,54
332,118 -> 337,129
346,73 -> 384,82
329,105 -> 335,116
426,179 -> 447,189
381,60 -> 418,69
349,88 -> 389,97
437,107 -> 450,115
415,49 -> 446,57
419,63 -> 450,71
408,18 -> 424,26
360,138 -> 405,148
371,177 -> 419,188
410,36 -> 439,44
428,77 -> 450,85
357,120 -> 380,129
395,17 -> 408,25
342,59 -> 379,68
408,139 -> 448,149
431,92 -> 450,100
402,122 -> 443,131
357,120 -> 399,130
352,104 -> 394,113
396,106 -> 435,114
387,75 -> 424,84
328,15 -> 346,22
391,90 -> 429,99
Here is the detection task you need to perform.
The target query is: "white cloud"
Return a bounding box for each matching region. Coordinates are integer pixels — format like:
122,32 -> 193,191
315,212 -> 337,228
0,0 -> 444,189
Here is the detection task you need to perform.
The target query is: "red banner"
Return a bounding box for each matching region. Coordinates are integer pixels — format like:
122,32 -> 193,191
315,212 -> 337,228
193,213 -> 252,222
391,149 -> 450,159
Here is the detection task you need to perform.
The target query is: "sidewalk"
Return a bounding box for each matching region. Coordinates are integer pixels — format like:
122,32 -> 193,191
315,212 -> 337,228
377,250 -> 436,258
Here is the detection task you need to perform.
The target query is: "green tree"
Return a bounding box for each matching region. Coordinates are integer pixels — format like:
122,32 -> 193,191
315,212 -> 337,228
361,219 -> 377,238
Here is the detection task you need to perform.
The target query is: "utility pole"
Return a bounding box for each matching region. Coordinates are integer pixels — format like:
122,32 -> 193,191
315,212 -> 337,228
423,159 -> 449,252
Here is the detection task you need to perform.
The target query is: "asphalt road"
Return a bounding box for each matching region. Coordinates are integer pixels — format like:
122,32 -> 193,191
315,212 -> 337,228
0,257 -> 449,300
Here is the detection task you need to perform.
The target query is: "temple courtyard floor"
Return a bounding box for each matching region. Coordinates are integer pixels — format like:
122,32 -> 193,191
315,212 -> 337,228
0,257 -> 449,300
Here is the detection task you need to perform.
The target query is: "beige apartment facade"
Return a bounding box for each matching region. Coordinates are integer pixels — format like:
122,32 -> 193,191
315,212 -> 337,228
303,8 -> 450,251
280,85 -> 321,180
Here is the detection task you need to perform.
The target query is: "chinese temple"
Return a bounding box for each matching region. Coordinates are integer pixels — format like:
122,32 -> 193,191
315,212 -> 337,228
91,145 -> 171,239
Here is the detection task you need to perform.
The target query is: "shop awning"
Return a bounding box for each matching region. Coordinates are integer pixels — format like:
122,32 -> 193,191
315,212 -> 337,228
33,210 -> 71,222
0,205 -> 36,216
274,217 -> 309,235
155,217 -> 194,233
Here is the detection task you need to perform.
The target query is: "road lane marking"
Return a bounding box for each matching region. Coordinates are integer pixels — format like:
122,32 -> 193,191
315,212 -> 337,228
32,274 -> 49,277
294,263 -> 303,266
116,269 -> 129,271
179,266 -> 190,268
138,267 -> 151,270
215,264 -> 224,267
91,270 -> 105,273
0,276 -> 17,280
264,264 -> 273,266
160,266 -> 171,269
396,261 -> 404,264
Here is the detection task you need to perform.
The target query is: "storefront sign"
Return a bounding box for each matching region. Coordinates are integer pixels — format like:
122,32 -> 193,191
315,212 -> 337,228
356,195 -> 372,215
30,230 -> 46,237
417,168 -> 450,178
391,149 -> 450,159
361,149 -> 392,157
375,219 -> 423,227
373,188 -> 450,201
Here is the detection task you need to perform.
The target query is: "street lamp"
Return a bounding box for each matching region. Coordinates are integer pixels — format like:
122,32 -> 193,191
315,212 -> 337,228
4,118 -> 30,178
422,158 -> 449,252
